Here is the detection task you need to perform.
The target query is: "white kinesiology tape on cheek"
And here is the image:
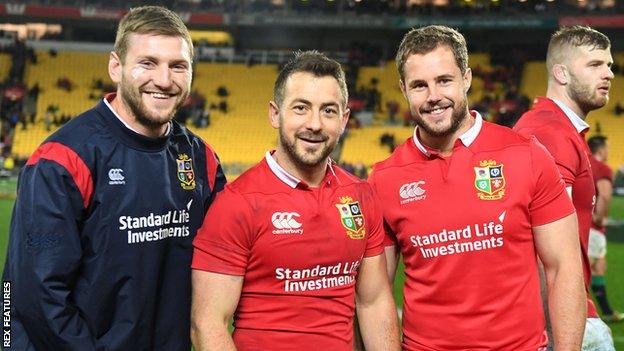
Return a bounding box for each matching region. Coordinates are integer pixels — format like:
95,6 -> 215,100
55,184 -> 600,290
131,66 -> 146,79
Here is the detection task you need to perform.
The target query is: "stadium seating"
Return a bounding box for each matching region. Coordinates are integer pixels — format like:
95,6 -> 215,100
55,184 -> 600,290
340,126 -> 412,166
11,50 -> 623,175
357,61 -> 407,123
25,51 -> 111,118
13,51 -> 111,158
0,53 -> 11,81
12,124 -> 51,159
519,61 -> 548,102
189,63 -> 278,166
467,53 -> 490,104
14,56 -> 281,169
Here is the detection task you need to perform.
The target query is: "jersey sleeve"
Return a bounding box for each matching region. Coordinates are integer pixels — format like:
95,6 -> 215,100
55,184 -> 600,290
3,142 -> 96,350
594,160 -> 613,183
522,127 -> 580,186
363,185 -> 385,258
367,171 -> 399,247
528,138 -> 576,226
192,187 -> 254,276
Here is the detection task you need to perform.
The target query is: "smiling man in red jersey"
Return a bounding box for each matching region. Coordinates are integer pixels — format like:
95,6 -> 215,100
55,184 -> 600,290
190,51 -> 400,351
514,26 -> 615,351
369,25 -> 586,350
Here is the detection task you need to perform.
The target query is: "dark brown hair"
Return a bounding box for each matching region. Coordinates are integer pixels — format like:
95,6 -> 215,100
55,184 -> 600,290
273,50 -> 348,108
396,25 -> 468,81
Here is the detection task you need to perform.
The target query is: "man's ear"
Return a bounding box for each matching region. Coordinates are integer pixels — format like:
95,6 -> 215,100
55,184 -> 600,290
552,64 -> 568,85
109,51 -> 122,84
269,100 -> 280,129
463,68 -> 472,93
340,107 -> 350,135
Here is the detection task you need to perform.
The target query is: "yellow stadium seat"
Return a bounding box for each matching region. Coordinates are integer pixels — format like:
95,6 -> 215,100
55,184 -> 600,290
341,126 -> 413,166
0,54 -> 11,81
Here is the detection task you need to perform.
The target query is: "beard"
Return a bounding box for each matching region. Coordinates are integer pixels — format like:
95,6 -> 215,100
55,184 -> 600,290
411,96 -> 468,138
279,127 -> 334,169
119,73 -> 188,129
568,74 -> 608,113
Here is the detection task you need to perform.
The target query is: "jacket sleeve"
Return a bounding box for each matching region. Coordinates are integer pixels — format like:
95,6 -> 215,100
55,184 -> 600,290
5,143 -> 96,350
202,143 -> 227,212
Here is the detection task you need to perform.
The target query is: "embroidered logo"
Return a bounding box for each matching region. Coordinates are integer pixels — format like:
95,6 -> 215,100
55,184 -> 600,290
271,212 -> 303,234
474,160 -> 506,200
108,168 -> 125,185
176,154 -> 196,190
399,181 -> 426,204
335,196 -> 366,239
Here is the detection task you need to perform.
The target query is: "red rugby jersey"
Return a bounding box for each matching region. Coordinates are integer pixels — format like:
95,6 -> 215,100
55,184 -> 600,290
590,157 -> 613,233
514,97 -> 598,318
192,152 -> 384,350
369,112 -> 574,351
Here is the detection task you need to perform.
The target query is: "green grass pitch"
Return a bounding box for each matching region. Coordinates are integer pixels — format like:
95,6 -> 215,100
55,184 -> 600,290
1,196 -> 623,347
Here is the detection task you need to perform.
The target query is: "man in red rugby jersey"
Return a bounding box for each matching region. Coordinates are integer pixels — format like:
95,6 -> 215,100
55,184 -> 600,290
587,135 -> 624,323
514,25 -> 615,350
370,25 -> 585,351
190,51 -> 400,351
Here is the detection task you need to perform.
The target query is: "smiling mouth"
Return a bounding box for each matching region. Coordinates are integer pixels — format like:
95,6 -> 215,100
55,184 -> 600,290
299,137 -> 325,144
145,92 -> 175,99
422,105 -> 451,115
297,132 -> 328,144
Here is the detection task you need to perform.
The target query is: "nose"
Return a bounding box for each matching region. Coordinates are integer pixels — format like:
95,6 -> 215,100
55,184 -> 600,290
152,64 -> 173,90
426,86 -> 442,104
304,110 -> 322,132
605,66 -> 615,80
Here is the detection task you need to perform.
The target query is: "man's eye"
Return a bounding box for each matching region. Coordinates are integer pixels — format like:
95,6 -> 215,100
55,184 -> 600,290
138,61 -> 156,69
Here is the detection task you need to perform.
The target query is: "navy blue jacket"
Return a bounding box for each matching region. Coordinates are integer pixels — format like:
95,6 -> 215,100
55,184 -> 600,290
3,98 -> 226,350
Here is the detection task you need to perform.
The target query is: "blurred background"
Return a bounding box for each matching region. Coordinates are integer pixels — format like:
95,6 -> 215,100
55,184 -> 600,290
0,0 -> 623,347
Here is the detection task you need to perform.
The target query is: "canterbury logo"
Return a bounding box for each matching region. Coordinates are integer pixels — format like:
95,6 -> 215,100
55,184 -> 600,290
108,168 -> 125,185
271,212 -> 302,229
400,181 -> 426,199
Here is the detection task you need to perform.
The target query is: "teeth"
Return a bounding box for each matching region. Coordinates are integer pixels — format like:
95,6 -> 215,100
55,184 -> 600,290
429,107 -> 446,114
150,93 -> 170,99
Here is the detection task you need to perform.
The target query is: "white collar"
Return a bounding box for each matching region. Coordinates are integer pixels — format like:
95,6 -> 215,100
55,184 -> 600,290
550,98 -> 589,133
412,110 -> 483,156
265,151 -> 336,188
103,97 -> 171,136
